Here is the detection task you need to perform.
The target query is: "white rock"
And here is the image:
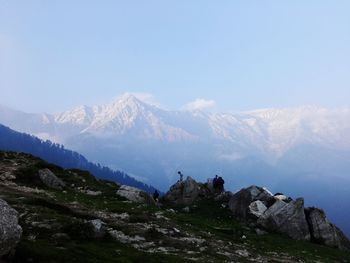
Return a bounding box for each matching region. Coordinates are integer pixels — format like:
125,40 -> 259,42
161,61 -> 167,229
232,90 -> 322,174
274,194 -> 287,201
108,230 -> 145,244
116,185 -> 154,204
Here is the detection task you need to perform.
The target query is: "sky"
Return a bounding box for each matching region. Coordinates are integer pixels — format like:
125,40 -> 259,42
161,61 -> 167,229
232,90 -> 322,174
1,0 -> 350,113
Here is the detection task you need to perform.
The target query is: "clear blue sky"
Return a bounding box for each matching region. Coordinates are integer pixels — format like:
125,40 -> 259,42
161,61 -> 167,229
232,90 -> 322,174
1,0 -> 349,113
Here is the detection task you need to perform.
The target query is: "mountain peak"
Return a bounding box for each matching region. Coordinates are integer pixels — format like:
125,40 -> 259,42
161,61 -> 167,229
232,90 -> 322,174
112,93 -> 146,106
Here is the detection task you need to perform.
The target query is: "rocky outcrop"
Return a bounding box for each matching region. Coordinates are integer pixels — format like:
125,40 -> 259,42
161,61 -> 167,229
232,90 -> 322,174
0,199 -> 22,256
228,185 -> 350,249
305,207 -> 350,251
38,168 -> 66,190
163,177 -> 202,205
228,185 -> 274,220
116,185 -> 155,205
258,198 -> 311,241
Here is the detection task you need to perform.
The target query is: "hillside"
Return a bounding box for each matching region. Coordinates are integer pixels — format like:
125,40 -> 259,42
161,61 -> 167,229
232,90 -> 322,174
0,124 -> 157,193
0,151 -> 349,263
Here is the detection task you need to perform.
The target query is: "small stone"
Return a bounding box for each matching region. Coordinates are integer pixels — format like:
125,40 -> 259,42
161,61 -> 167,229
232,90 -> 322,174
255,228 -> 268,236
182,206 -> 190,213
173,227 -> 181,233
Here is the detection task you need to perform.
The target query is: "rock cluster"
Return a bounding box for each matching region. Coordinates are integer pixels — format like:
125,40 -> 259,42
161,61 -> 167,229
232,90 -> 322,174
0,199 -> 22,256
228,185 -> 350,251
164,178 -> 350,251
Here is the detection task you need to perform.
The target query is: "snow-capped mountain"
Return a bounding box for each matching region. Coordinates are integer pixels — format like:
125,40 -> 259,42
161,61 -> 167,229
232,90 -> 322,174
1,94 -> 350,188
52,94 -> 195,141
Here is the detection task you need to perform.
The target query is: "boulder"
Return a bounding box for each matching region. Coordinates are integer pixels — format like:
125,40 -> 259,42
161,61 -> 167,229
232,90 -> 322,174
305,207 -> 350,251
258,198 -> 310,241
163,177 -> 201,205
248,200 -> 267,219
116,185 -> 155,205
87,219 -> 106,239
228,185 -> 274,220
38,168 -> 66,190
0,199 -> 22,256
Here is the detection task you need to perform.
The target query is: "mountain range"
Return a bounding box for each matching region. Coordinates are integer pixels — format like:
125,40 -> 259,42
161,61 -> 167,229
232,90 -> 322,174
1,94 -> 349,183
1,94 -> 350,236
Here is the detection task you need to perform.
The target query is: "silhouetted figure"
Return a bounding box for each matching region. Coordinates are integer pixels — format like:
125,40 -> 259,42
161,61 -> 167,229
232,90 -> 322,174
213,175 -> 225,193
178,171 -> 184,182
213,175 -> 218,188
153,190 -> 160,201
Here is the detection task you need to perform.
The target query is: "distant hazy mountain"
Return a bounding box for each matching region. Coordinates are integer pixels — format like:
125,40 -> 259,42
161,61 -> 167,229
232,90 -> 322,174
1,94 -> 349,187
0,123 -> 157,193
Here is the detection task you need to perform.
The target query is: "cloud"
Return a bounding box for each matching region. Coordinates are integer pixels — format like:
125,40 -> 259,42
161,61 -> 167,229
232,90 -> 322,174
183,98 -> 216,111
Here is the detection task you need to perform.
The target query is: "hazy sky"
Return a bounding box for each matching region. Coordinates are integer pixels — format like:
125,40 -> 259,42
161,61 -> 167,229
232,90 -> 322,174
1,1 -> 350,113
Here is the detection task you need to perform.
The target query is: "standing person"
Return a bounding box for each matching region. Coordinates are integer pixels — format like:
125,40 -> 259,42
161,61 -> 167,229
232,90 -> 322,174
153,190 -> 160,202
153,190 -> 160,207
178,171 -> 184,182
216,176 -> 225,193
213,175 -> 219,189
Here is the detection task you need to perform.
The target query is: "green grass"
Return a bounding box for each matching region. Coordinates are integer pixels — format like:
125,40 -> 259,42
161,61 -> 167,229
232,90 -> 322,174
14,239 -> 193,263
168,199 -> 249,239
247,232 -> 350,262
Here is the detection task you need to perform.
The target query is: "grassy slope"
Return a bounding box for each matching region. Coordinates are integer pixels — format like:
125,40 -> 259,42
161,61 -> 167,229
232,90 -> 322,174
0,151 -> 349,263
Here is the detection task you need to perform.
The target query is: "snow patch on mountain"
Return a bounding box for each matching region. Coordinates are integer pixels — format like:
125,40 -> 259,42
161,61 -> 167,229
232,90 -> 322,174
1,95 -> 350,160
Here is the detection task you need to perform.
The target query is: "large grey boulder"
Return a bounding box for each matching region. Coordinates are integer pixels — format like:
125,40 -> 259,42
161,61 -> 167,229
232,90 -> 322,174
163,177 -> 201,205
228,185 -> 274,220
38,168 -> 66,190
305,207 -> 350,251
0,199 -> 22,256
258,198 -> 310,241
248,200 -> 267,219
117,185 -> 155,205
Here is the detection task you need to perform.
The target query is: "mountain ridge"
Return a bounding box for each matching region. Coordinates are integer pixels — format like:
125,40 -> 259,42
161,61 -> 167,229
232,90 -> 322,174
0,123 -> 157,193
2,96 -> 349,159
